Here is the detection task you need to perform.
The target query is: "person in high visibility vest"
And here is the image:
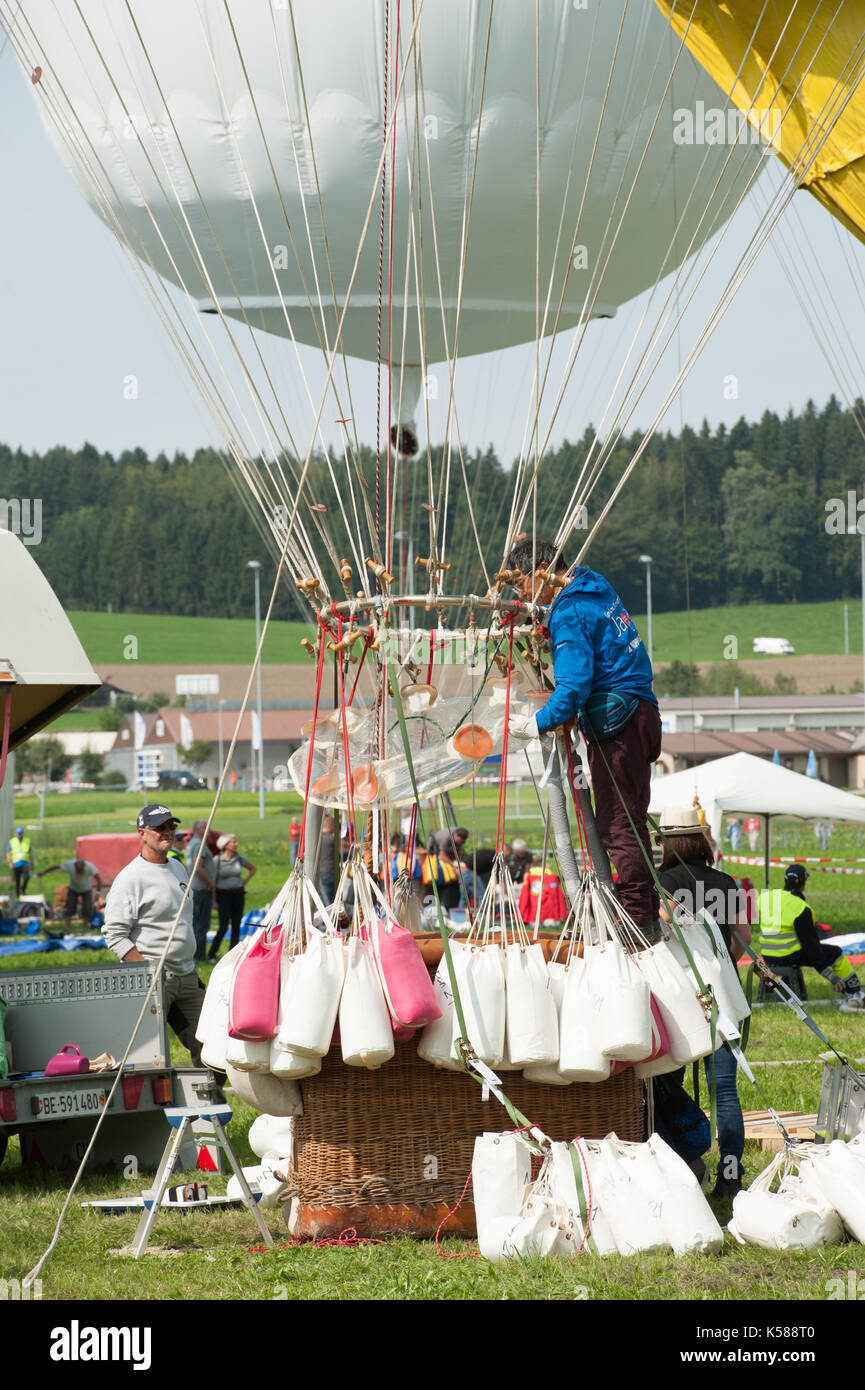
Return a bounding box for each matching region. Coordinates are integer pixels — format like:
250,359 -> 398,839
6,826 -> 34,898
758,863 -> 863,1012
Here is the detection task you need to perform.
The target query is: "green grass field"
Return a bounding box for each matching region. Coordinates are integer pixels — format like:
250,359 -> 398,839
67,610 -> 313,666
3,790 -> 865,1303
65,599 -> 861,670
631,598 -> 862,666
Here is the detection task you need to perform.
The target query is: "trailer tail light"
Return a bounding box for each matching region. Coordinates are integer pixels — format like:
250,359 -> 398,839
122,1075 -> 145,1111
151,1076 -> 172,1106
0,1087 -> 16,1123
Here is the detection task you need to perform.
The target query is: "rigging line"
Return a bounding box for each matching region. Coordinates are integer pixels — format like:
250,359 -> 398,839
510,3 -> 729,549
501,0 -> 632,560
519,0 -> 797,545
413,0 -> 494,588
118,3 -> 339,583
408,35 -> 491,595
6,6 -> 322,588
770,199 -> 865,440
552,6 -> 860,548
278,0 -> 365,471
375,0 -> 390,563
22,409 -> 319,1289
247,0 -> 430,585
433,0 -> 496,571
520,0 -> 582,549
193,2 -> 361,583
122,0 -> 430,581
208,2 -> 373,587
574,49 -> 865,569
48,0 -> 329,581
213,2 -> 367,541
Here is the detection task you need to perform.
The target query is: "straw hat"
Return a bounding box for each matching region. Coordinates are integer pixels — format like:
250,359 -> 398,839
654,806 -> 706,840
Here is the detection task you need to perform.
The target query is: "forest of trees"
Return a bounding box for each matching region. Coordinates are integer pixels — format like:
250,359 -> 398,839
3,395 -> 864,624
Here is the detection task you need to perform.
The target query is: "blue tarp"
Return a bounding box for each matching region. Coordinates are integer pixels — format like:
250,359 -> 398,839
0,935 -> 107,957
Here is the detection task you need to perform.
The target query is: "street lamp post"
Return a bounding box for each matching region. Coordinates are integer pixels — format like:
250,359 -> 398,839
247,560 -> 265,820
217,698 -> 225,785
639,554 -> 654,667
847,518 -> 865,728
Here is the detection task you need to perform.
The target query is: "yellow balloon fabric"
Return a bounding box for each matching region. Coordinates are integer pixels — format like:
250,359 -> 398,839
654,1 -> 865,246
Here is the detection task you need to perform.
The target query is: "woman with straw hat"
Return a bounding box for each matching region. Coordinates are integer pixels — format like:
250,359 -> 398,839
655,806 -> 750,1200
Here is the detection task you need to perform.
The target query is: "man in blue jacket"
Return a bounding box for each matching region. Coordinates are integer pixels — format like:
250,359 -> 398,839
507,539 -> 661,930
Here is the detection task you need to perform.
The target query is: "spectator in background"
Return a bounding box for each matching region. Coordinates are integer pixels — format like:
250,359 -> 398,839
814,820 -> 833,852
208,834 -> 256,959
7,826 -> 34,898
726,817 -> 743,852
38,857 -> 102,933
185,819 -> 216,962
744,816 -> 761,852
506,838 -> 532,886
289,816 -> 301,866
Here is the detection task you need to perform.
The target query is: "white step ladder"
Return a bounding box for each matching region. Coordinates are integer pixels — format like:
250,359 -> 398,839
131,1104 -> 274,1257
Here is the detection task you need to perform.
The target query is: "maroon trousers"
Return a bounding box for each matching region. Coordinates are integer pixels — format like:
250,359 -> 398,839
585,699 -> 662,928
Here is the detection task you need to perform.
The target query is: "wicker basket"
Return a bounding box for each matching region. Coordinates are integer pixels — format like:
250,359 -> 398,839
289,1042 -> 644,1239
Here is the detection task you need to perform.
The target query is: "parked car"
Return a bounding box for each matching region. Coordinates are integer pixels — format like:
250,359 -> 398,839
157,769 -> 207,790
752,637 -> 795,655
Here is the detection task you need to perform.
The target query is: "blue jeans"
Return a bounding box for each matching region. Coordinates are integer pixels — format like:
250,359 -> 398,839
704,1043 -> 745,1180
191,890 -> 212,962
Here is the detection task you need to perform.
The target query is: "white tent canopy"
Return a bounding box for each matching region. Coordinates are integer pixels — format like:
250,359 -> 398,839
650,752 -> 865,885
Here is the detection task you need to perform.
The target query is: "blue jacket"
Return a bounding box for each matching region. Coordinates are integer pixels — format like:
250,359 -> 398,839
534,568 -> 657,735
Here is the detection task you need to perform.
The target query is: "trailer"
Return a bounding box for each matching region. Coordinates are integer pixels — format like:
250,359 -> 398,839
0,961 -> 217,1171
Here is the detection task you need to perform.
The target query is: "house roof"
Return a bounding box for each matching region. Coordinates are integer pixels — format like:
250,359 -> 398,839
662,730 -> 856,759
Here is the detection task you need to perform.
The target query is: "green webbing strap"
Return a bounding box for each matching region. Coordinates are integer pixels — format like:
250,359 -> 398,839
568,1140 -> 597,1255
386,635 -> 546,1149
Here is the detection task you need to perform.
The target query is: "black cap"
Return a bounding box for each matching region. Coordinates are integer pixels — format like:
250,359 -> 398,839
784,862 -> 809,886
137,803 -> 180,830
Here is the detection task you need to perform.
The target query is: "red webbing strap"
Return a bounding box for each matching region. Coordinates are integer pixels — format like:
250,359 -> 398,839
297,624 -> 328,862
337,618 -> 357,845
346,626 -> 374,707
494,617 -> 516,854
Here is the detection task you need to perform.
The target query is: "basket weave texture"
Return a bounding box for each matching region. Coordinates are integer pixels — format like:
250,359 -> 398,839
291,1042 -> 644,1210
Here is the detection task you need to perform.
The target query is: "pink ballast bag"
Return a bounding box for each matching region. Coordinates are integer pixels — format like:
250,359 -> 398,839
228,925 -> 284,1040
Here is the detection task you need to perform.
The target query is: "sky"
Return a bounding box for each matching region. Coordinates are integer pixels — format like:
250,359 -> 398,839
2,33 -> 865,473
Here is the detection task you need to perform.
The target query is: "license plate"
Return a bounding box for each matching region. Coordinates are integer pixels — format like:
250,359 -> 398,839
32,1088 -> 107,1120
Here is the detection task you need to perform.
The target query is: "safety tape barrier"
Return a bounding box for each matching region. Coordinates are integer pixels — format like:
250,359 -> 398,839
722,855 -> 865,876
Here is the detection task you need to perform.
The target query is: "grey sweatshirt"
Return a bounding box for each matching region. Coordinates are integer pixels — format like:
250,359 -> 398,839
103,855 -> 196,974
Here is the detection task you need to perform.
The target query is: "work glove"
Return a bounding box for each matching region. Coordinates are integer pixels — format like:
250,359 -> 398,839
508,712 -> 541,743
823,968 -> 846,993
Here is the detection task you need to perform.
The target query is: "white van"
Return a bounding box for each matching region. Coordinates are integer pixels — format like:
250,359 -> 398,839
752,637 -> 795,655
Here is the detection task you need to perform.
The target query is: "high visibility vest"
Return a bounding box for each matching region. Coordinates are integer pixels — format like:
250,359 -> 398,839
421,853 -> 457,886
9,836 -> 30,865
757,888 -> 808,958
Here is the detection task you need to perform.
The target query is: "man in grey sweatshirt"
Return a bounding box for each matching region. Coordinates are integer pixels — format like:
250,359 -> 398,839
103,803 -> 205,1064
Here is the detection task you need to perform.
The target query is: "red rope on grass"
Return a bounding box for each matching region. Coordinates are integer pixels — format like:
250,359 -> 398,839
434,1169 -> 480,1260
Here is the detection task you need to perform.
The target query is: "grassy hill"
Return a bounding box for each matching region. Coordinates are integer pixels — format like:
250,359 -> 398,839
631,599 -> 862,666
66,600 -> 860,670
68,610 -> 314,665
